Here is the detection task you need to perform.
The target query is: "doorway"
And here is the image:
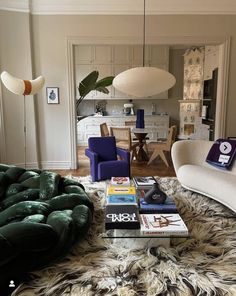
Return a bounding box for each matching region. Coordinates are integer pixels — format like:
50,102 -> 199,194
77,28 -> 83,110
66,36 -> 230,169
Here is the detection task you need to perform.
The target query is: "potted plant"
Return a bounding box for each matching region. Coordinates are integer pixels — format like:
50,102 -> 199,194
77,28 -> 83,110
76,70 -> 114,118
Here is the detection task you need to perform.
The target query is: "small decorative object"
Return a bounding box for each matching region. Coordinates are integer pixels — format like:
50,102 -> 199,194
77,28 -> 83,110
136,109 -> 145,128
47,87 -> 59,104
144,183 -> 167,204
151,103 -> 156,115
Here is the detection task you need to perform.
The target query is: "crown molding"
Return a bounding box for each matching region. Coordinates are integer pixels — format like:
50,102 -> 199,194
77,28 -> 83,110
1,0 -> 236,15
0,0 -> 29,13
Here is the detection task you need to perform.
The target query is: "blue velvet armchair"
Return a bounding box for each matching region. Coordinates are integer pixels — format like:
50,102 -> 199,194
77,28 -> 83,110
85,136 -> 130,182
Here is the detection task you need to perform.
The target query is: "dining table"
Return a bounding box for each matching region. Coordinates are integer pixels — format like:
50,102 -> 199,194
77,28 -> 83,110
131,127 -> 156,162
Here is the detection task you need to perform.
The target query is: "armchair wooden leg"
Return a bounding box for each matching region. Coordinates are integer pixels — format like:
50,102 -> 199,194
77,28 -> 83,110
147,149 -> 169,166
147,149 -> 160,165
159,150 -> 169,167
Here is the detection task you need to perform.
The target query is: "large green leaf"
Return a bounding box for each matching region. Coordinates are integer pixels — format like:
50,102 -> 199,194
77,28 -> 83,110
78,71 -> 99,98
95,86 -> 109,94
76,71 -> 115,117
95,76 -> 114,89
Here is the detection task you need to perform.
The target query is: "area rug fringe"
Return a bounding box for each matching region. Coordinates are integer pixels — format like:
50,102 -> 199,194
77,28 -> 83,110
13,176 -> 236,296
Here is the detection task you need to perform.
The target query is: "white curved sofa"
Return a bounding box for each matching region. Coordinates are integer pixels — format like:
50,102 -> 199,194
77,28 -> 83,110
171,140 -> 236,213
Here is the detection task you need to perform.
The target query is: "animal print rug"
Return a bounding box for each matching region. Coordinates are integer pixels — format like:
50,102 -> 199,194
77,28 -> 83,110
13,176 -> 236,296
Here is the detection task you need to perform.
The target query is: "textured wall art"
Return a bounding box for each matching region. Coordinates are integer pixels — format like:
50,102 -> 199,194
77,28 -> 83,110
183,47 -> 204,100
178,47 -> 206,139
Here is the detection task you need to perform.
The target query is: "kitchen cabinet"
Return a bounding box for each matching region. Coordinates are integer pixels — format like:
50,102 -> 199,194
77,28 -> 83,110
74,44 -> 170,100
77,115 -> 169,146
74,45 -> 93,64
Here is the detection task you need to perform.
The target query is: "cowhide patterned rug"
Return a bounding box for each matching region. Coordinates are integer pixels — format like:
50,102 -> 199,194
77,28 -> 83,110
13,176 -> 236,296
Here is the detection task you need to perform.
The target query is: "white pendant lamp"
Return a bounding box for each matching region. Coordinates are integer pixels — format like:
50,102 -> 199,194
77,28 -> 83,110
113,0 -> 176,98
113,67 -> 175,98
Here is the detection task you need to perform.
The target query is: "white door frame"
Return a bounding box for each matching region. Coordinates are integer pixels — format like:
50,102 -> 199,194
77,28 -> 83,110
0,76 -> 7,163
66,36 -> 230,169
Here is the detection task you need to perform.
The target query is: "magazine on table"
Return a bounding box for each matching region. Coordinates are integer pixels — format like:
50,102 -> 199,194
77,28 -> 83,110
140,213 -> 188,236
133,176 -> 156,189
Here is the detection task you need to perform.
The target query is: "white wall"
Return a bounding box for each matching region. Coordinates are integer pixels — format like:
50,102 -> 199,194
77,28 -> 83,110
0,11 -> 38,167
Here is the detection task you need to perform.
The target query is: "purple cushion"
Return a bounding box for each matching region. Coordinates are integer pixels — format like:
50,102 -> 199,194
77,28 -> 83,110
98,161 -> 129,180
206,138 -> 236,170
88,137 -> 117,161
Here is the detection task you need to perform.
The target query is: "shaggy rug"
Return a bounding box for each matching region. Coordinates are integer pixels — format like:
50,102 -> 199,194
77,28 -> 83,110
13,176 -> 236,296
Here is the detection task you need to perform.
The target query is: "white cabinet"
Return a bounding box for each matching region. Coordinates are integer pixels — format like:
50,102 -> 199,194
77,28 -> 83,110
74,45 -> 93,64
74,44 -> 170,100
77,115 -> 169,146
204,46 -> 219,81
113,45 -> 130,64
94,45 -> 112,64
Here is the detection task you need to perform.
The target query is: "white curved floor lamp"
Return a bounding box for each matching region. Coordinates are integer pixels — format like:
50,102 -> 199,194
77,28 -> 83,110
0,71 -> 45,168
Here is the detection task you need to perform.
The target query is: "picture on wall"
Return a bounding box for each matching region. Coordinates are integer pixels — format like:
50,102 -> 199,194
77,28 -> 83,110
46,87 -> 59,104
184,124 -> 194,135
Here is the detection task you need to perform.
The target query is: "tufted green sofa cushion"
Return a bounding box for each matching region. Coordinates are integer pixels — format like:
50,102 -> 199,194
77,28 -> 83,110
0,164 -> 93,289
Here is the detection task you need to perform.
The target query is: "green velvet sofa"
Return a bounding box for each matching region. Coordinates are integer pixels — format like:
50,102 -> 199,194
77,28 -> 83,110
0,164 -> 93,290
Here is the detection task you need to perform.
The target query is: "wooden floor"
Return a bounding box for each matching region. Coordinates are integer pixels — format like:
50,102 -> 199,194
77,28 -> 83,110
55,146 -> 176,178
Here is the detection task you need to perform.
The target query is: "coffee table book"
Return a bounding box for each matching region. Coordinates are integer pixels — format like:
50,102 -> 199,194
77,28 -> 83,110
139,196 -> 178,214
106,194 -> 137,205
140,213 -> 188,236
105,205 -> 140,230
107,186 -> 136,195
110,177 -> 131,186
133,176 -> 156,189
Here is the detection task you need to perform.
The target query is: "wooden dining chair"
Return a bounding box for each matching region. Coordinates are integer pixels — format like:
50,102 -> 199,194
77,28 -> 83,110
110,127 -> 139,161
124,121 -> 136,127
147,125 -> 177,166
100,123 -> 109,137
125,121 -> 149,154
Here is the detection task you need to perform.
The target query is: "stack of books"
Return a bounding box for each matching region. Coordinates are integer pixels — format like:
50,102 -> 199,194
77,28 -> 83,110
139,194 -> 178,214
139,213 -> 188,237
105,177 -> 140,230
105,176 -> 189,239
133,176 -> 188,237
133,176 -> 178,214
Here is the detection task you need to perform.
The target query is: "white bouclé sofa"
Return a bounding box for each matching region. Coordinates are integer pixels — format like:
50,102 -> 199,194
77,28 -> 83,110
171,140 -> 236,213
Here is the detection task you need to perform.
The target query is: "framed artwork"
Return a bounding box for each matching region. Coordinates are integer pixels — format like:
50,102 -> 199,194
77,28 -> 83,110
46,87 -> 59,104
184,124 -> 194,135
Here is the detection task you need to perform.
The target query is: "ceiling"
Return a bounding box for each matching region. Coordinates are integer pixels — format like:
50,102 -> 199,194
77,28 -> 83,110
1,0 -> 236,15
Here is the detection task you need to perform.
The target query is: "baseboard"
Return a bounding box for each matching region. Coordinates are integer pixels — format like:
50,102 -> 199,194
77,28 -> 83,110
11,162 -> 39,169
40,161 -> 71,170
8,161 -> 71,170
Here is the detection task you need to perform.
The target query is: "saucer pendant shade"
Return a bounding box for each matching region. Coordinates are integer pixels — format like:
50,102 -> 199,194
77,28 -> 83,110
113,67 -> 176,98
112,0 -> 176,98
